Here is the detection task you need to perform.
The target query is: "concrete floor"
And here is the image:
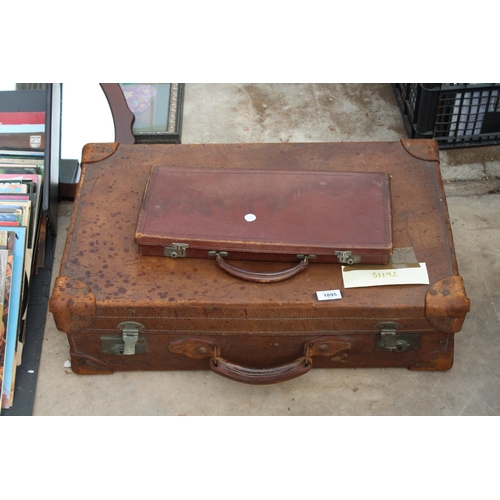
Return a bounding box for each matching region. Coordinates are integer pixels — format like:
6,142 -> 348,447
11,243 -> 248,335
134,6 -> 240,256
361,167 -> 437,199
32,83 -> 500,415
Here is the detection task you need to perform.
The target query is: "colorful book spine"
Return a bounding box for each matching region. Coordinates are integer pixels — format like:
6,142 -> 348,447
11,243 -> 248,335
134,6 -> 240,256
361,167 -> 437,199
0,231 -> 8,413
0,112 -> 45,125
0,227 -> 26,410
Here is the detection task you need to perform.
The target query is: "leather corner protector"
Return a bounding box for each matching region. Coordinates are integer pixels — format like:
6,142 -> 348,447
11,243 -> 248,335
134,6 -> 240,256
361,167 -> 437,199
70,353 -> 114,374
425,276 -> 471,333
400,139 -> 439,162
408,347 -> 454,371
81,143 -> 119,164
49,276 -> 97,333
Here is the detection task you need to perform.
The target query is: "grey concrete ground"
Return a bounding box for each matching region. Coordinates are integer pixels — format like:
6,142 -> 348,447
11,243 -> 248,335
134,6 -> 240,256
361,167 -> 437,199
32,83 -> 500,415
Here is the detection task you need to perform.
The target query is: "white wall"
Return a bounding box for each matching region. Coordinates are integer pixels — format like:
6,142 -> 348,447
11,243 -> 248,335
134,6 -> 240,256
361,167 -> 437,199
60,84 -> 115,161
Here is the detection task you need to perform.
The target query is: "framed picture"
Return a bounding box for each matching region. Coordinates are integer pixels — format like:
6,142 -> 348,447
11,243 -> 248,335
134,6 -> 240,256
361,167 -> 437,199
100,83 -> 184,144
119,83 -> 184,144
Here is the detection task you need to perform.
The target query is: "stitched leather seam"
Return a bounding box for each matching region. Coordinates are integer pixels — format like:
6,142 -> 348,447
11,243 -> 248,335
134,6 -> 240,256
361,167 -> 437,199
95,316 -> 426,321
85,328 -> 436,334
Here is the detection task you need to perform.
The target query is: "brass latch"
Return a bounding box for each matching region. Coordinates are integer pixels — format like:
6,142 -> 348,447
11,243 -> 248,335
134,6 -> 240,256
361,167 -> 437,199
335,251 -> 361,265
164,243 -> 188,258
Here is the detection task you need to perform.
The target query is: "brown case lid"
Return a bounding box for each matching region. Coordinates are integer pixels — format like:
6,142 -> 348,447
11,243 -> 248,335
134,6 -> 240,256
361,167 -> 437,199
135,166 -> 393,261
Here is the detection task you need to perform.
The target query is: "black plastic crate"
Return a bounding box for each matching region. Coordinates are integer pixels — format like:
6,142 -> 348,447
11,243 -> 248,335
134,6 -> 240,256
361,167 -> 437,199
393,83 -> 500,149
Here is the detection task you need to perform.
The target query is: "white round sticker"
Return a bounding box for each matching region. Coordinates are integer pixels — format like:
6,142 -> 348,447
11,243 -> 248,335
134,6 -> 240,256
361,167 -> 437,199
244,213 -> 256,222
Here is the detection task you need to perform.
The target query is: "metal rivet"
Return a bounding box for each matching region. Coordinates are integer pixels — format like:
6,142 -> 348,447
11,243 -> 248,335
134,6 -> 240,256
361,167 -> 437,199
318,343 -> 329,352
197,346 -> 208,355
71,315 -> 80,321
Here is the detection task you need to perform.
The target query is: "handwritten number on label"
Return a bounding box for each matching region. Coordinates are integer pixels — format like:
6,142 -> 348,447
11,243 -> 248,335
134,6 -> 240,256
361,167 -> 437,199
372,272 -> 399,279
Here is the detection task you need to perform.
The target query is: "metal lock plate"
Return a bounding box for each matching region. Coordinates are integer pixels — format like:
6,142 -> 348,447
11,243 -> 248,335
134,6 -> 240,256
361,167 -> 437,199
164,243 -> 188,258
375,322 -> 421,352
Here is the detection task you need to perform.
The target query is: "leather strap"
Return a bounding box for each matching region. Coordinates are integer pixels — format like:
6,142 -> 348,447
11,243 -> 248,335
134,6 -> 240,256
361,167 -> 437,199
215,254 -> 309,283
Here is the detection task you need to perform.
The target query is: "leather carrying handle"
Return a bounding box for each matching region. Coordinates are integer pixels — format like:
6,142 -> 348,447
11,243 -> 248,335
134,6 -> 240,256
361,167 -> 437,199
215,254 -> 309,283
169,337 -> 352,385
209,356 -> 312,384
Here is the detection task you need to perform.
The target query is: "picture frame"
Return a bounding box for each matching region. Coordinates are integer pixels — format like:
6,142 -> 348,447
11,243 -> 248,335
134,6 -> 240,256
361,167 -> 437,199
101,83 -> 184,144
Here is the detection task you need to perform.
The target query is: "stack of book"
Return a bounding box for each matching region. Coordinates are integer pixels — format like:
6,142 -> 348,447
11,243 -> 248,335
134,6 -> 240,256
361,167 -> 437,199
0,110 -> 45,412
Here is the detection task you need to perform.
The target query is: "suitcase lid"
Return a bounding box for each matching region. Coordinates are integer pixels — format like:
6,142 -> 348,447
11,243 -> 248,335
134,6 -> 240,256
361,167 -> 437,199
135,166 -> 393,261
51,142 -> 469,340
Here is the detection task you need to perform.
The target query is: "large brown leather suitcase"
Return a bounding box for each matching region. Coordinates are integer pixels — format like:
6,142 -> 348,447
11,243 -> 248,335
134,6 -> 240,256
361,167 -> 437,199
49,140 -> 470,384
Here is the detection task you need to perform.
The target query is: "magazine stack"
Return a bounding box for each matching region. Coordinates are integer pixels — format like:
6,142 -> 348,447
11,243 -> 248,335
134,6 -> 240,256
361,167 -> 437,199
0,110 -> 45,412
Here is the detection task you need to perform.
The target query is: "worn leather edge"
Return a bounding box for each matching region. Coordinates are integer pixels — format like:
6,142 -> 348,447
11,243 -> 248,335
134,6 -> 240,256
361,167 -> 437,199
49,276 -> 97,333
400,139 -> 440,162
81,142 -> 119,164
425,276 -> 471,333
